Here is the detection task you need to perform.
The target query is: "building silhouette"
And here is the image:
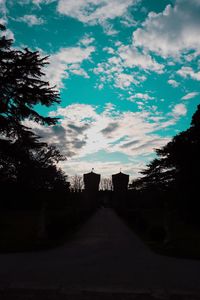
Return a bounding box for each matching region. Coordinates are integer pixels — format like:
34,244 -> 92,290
83,170 -> 101,192
112,171 -> 129,192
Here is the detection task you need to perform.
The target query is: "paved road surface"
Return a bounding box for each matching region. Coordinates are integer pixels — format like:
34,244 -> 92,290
1,208 -> 200,298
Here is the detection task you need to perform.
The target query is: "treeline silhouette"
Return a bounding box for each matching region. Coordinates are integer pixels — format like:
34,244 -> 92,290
128,103 -> 200,224
113,103 -> 200,254
0,24 -> 69,209
0,25 -> 99,251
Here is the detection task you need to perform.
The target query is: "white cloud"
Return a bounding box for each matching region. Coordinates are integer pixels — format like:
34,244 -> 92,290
19,0 -> 55,6
79,35 -> 95,46
103,47 -> 115,54
34,103 -> 179,159
49,103 -> 97,122
128,93 -> 154,101
18,14 -> 45,26
101,21 -> 119,36
115,73 -> 138,89
20,0 -> 139,36
93,43 -> 163,90
118,45 -> 164,73
61,159 -> 145,179
172,104 -> 187,117
25,103 -> 186,177
33,0 -> 54,4
168,79 -> 180,88
70,68 -> 89,78
133,0 -> 200,58
181,92 -> 199,100
120,13 -> 138,28
57,0 -> 138,25
44,45 -> 95,88
177,67 -> 200,81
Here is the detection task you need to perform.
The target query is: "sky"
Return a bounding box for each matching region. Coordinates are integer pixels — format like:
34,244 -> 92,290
1,0 -> 200,180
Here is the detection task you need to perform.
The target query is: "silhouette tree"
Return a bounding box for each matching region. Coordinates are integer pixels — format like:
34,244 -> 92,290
0,25 -> 59,138
0,25 -> 68,208
71,175 -> 83,192
136,104 -> 200,221
100,177 -> 113,191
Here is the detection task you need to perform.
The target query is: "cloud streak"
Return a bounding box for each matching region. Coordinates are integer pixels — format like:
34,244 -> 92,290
181,92 -> 199,100
57,0 -> 138,25
18,14 -> 45,26
177,67 -> 200,81
23,102 -> 186,177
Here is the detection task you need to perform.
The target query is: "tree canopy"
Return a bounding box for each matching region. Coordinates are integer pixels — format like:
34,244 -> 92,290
132,104 -> 200,218
0,25 -> 69,208
0,25 -> 60,138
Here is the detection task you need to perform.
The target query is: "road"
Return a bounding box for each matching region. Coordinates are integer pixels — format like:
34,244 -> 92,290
1,208 -> 200,298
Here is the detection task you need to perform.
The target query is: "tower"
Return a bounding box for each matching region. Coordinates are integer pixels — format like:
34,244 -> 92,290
112,171 -> 129,192
83,170 -> 101,192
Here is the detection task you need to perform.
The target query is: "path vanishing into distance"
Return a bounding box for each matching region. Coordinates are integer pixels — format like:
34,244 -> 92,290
1,208 -> 200,299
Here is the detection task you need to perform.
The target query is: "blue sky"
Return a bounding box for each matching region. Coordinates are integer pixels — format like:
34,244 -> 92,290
1,0 -> 200,179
